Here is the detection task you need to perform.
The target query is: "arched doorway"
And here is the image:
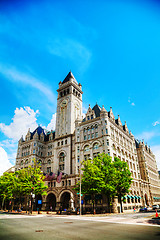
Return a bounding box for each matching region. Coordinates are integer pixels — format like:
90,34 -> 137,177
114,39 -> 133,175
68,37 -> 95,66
60,192 -> 70,210
145,194 -> 149,206
46,193 -> 56,211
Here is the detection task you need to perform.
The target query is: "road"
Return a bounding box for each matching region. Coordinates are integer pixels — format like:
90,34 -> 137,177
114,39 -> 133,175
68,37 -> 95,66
0,213 -> 160,240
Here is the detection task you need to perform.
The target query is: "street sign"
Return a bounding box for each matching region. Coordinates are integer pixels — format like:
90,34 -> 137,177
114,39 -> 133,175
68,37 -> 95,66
81,200 -> 84,205
38,200 -> 42,205
77,193 -> 83,196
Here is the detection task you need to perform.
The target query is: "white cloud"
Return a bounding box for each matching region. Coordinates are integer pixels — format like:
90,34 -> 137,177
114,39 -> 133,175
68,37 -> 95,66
131,102 -> 135,106
136,131 -> 156,141
153,121 -> 160,127
46,113 -> 56,131
0,147 -> 13,175
0,64 -> 56,103
151,145 -> 160,170
0,107 -> 39,140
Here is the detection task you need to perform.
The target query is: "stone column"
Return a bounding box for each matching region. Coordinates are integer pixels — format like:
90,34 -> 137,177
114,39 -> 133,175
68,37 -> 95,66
112,196 -> 118,213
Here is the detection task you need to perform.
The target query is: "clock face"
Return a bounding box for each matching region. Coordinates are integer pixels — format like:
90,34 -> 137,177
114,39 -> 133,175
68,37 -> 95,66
61,99 -> 68,108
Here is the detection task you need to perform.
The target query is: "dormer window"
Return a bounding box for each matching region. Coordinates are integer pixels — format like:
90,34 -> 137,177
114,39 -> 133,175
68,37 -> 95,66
87,116 -> 90,120
91,115 -> 93,119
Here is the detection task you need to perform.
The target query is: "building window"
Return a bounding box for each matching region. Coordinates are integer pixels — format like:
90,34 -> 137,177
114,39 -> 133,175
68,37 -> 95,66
54,182 -> 56,187
38,159 -> 42,165
106,129 -> 108,134
21,160 -> 23,166
62,181 -> 64,187
95,132 -> 98,138
59,152 -> 65,171
91,133 -> 94,139
84,145 -> 90,152
77,146 -> 80,153
77,156 -> 80,163
84,135 -> 87,140
107,139 -> 109,146
58,142 -> 60,146
105,120 -> 107,125
69,180 -> 71,186
33,150 -> 35,154
93,143 -> 99,150
48,182 -> 50,187
47,167 -> 51,174
34,143 -> 36,146
65,139 -> 67,144
61,141 -> 63,145
48,159 -> 51,165
87,116 -> 90,120
95,124 -> 98,129
102,130 -> 103,135
91,115 -> 93,119
88,134 -> 90,140
77,136 -> 80,142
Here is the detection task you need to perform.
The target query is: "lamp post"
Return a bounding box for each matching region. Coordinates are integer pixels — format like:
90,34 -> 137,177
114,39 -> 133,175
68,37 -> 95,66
80,164 -> 82,215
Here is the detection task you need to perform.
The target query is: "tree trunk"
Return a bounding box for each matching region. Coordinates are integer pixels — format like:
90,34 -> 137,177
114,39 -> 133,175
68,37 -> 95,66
119,194 -> 123,213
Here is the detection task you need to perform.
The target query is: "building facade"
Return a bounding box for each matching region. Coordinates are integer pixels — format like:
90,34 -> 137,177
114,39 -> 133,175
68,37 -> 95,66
15,72 -> 160,212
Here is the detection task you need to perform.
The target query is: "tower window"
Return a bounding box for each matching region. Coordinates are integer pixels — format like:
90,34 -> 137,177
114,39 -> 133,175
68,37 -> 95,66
59,152 -> 65,171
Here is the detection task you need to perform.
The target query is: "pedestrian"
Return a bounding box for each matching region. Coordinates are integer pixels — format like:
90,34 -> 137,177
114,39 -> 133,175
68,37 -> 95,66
59,205 -> 62,215
50,206 -> 52,212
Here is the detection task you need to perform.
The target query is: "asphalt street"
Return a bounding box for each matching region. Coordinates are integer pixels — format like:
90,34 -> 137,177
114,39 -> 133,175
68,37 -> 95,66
0,214 -> 160,240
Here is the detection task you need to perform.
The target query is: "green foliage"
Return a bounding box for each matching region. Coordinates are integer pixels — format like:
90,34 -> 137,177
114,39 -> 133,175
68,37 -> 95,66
113,157 -> 132,199
76,153 -> 132,204
0,161 -> 48,209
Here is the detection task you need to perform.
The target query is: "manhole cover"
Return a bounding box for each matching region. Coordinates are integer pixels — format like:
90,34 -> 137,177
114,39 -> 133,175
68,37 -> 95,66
64,222 -> 73,224
35,230 -> 43,232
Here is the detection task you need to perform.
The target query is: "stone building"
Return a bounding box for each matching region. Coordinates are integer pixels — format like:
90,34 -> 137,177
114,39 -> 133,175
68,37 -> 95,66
15,72 -> 160,212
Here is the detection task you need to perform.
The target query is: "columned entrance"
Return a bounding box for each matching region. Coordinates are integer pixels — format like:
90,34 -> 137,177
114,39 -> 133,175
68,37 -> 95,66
46,193 -> 56,211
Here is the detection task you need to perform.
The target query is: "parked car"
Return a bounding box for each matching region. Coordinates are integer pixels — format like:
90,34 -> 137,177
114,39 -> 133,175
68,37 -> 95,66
152,204 -> 159,210
139,206 -> 152,212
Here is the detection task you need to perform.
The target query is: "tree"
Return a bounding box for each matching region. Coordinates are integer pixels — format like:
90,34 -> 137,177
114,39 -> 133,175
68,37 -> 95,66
0,161 -> 48,213
113,157 -> 132,213
0,172 -> 17,210
15,163 -> 48,213
77,153 -> 117,213
75,153 -> 132,213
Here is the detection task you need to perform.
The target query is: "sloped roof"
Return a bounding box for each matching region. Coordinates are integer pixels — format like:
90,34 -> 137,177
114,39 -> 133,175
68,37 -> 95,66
92,104 -> 101,118
31,126 -> 45,138
62,71 -> 78,84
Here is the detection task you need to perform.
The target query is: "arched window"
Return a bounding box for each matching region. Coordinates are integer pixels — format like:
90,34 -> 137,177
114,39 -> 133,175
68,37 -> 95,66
84,145 -> 90,152
59,152 -> 65,171
95,124 -> 98,129
25,159 -> 28,165
21,160 -> 23,166
93,143 -> 99,150
48,159 -> 51,165
38,159 -> 42,165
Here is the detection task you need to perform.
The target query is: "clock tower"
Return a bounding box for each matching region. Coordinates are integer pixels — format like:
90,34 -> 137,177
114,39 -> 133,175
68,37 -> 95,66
55,71 -> 83,138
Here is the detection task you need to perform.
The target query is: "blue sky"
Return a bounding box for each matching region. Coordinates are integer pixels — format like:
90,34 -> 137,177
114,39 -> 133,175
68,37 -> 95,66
0,0 -> 160,173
